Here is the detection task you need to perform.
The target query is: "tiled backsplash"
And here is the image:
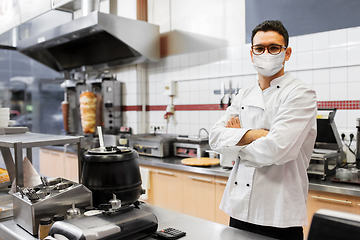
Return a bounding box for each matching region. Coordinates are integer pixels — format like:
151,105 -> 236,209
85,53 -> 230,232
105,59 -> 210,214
114,26 -> 360,142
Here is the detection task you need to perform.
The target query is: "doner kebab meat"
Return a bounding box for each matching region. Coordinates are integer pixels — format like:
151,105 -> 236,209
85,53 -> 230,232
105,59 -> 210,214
79,91 -> 97,134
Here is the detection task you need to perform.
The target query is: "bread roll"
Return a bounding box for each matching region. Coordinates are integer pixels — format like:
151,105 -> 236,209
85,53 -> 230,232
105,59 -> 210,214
79,91 -> 97,134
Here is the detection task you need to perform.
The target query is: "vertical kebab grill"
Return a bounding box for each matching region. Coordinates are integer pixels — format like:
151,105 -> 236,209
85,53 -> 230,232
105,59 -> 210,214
79,91 -> 97,134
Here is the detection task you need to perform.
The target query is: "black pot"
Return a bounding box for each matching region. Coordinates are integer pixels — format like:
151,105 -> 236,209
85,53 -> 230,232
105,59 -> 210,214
81,146 -> 143,207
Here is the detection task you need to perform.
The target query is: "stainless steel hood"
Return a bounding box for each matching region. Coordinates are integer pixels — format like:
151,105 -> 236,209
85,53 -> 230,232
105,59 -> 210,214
16,11 -> 160,72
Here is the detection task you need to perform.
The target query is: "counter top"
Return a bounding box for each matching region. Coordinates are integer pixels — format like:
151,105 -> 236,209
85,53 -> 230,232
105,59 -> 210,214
38,146 -> 360,197
0,204 -> 274,240
137,156 -> 360,197
137,155 -> 232,177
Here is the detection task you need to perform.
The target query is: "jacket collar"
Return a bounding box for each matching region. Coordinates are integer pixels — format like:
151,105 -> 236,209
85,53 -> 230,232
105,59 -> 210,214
269,72 -> 291,88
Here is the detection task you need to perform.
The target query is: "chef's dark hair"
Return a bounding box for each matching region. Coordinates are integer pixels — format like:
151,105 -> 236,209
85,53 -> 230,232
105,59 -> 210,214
251,20 -> 289,47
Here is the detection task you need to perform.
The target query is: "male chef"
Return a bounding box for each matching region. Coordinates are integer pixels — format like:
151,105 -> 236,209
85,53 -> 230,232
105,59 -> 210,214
209,20 -> 317,240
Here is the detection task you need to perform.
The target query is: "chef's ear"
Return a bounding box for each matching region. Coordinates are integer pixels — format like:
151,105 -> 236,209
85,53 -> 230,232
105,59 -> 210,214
250,48 -> 254,63
285,47 -> 292,61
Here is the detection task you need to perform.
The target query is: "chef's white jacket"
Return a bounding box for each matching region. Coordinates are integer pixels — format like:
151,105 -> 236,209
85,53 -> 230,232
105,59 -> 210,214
209,72 -> 317,228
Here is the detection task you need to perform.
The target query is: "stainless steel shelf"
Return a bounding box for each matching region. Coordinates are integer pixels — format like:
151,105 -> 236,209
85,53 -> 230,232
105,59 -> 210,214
0,132 -> 83,187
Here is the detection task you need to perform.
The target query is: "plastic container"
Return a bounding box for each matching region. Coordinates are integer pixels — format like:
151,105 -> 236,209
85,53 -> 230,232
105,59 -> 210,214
336,168 -> 350,181
38,217 -> 52,240
53,214 -> 65,222
350,168 -> 359,182
52,214 -> 66,240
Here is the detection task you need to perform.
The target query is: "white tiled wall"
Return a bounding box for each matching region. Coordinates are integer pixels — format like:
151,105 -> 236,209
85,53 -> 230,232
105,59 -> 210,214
114,26 -> 360,142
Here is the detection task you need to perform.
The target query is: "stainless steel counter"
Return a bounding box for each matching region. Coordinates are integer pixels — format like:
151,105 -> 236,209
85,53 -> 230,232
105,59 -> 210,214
0,204 -> 275,240
137,155 -> 232,177
137,156 -> 360,197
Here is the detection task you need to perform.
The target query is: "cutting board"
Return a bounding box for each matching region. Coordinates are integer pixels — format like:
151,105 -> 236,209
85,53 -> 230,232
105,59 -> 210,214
181,157 -> 220,166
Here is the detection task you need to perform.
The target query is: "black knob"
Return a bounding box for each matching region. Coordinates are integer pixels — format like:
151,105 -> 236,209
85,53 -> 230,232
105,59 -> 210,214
105,103 -> 113,108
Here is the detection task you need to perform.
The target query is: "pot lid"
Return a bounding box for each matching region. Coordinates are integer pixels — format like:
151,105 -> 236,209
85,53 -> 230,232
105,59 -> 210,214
88,146 -> 132,155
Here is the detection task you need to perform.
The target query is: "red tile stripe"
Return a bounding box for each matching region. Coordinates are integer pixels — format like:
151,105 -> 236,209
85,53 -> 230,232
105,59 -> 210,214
317,100 -> 360,110
123,101 -> 360,111
122,105 -> 143,111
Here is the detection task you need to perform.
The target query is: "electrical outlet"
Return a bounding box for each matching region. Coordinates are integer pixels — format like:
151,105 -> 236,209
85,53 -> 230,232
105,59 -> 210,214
342,131 -> 357,141
150,125 -> 166,133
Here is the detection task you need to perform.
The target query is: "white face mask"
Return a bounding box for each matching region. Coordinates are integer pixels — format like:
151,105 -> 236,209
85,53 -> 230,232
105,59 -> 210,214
252,51 -> 285,77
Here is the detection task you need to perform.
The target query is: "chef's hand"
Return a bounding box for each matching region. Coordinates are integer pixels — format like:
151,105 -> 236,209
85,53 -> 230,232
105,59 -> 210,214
236,129 -> 269,146
225,117 -> 240,128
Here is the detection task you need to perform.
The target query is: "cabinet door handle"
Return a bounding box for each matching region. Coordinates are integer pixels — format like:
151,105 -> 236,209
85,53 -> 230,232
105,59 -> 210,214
51,152 -> 60,156
154,170 -> 174,176
188,176 -> 212,183
311,195 -> 352,204
215,180 -> 227,185
42,150 -> 50,154
66,154 -> 77,158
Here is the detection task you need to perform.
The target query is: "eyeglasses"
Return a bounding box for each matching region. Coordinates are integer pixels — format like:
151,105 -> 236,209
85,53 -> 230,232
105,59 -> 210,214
251,44 -> 287,55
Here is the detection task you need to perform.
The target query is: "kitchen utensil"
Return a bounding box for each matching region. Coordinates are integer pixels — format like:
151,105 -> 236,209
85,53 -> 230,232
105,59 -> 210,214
220,82 -> 225,108
26,188 -> 40,202
228,80 -> 232,106
181,157 -> 220,166
81,146 -> 144,207
16,186 -> 25,198
97,126 -> 105,151
40,176 -> 48,186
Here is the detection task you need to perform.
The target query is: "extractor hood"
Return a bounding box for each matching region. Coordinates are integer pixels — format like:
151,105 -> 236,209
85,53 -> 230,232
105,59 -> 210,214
16,11 -> 160,72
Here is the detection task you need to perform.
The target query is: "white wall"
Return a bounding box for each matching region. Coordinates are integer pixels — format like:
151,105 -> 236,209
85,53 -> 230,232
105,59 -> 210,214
148,0 -> 245,56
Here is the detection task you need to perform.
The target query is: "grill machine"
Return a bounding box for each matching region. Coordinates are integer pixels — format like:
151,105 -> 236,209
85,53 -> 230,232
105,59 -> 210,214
307,109 -> 345,180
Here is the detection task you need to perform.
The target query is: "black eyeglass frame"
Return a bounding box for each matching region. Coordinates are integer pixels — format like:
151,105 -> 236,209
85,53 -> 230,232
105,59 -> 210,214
251,44 -> 287,55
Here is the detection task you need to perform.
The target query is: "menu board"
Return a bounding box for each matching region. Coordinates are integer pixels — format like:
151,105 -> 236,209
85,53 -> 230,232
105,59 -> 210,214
0,0 -> 21,35
19,0 -> 51,23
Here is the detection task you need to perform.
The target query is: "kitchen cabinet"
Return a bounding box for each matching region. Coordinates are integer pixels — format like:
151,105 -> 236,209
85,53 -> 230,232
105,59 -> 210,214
63,153 -> 79,182
39,148 -> 79,182
304,190 -> 356,238
140,166 -> 183,213
183,172 -> 215,221
139,164 -> 229,225
355,197 -> 360,214
215,176 -> 230,225
39,149 -> 63,179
